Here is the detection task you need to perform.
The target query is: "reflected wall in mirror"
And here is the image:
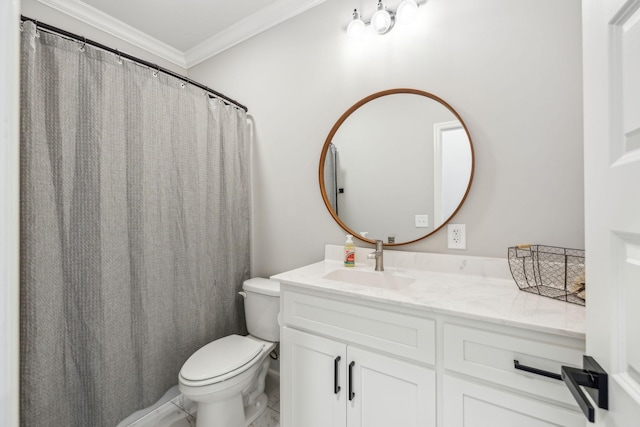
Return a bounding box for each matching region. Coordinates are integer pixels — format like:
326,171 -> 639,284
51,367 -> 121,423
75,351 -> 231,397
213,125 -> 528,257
319,89 -> 474,246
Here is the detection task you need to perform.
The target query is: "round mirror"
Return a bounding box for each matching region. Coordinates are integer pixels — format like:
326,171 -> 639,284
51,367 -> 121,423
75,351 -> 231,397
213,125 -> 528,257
319,89 -> 474,246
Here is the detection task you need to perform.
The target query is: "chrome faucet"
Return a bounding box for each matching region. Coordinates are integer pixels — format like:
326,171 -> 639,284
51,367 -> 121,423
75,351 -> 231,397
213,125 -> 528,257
367,240 -> 384,271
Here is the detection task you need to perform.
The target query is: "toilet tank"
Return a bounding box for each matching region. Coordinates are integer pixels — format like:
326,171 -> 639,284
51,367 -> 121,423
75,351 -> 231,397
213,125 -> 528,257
242,278 -> 280,342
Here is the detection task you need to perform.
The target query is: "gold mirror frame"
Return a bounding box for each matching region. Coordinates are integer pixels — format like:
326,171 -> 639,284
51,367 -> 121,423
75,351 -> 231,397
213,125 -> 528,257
319,88 -> 475,246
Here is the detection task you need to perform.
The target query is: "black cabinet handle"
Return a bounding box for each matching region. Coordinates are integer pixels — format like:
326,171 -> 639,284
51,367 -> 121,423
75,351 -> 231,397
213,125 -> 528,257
513,360 -> 562,381
561,356 -> 608,423
334,356 -> 341,394
348,361 -> 355,401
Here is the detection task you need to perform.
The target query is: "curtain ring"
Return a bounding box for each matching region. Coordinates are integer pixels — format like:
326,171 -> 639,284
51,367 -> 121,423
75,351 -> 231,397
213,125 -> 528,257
34,20 -> 40,38
19,21 -> 24,32
116,49 -> 122,64
79,37 -> 86,52
152,65 -> 159,77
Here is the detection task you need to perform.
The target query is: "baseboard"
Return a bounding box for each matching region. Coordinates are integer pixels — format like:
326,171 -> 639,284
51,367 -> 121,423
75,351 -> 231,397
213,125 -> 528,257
267,368 -> 280,381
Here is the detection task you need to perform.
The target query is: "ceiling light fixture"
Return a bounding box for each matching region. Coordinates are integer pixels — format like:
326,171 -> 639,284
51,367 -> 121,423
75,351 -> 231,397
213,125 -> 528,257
371,1 -> 392,34
347,9 -> 366,39
347,0 -> 420,38
396,0 -> 419,25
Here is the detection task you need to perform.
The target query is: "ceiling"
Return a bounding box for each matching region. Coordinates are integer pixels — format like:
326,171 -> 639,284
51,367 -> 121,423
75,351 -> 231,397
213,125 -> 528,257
36,0 -> 327,68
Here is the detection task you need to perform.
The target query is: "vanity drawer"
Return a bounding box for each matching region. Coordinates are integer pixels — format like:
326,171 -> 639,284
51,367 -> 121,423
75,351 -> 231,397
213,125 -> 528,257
443,323 -> 584,406
443,375 -> 584,427
282,290 -> 435,365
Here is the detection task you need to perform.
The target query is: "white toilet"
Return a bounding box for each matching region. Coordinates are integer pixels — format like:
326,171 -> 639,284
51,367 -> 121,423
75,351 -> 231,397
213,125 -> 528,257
178,278 -> 280,427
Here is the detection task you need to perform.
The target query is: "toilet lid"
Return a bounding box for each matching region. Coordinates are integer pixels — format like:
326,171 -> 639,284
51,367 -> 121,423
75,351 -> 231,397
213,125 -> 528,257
180,335 -> 264,382
243,278 -> 280,296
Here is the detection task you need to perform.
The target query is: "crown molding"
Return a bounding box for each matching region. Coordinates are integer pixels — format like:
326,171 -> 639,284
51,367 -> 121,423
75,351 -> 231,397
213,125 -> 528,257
184,0 -> 327,68
37,0 -> 187,67
36,0 -> 326,70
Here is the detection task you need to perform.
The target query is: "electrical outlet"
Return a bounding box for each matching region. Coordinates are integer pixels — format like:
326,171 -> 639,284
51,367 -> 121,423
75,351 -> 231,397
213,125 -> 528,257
415,214 -> 429,228
448,224 -> 466,249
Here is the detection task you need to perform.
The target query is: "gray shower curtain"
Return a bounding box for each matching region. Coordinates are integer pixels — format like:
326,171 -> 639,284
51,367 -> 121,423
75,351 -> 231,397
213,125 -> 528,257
19,21 -> 250,426
324,143 -> 338,214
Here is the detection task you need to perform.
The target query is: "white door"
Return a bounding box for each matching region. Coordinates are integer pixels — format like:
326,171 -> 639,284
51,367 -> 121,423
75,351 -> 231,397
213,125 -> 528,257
346,346 -> 436,427
433,121 -> 472,226
583,0 -> 640,424
280,327 -> 347,427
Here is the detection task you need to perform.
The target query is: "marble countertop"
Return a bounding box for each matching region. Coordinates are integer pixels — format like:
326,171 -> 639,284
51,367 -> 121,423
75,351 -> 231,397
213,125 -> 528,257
271,245 -> 586,340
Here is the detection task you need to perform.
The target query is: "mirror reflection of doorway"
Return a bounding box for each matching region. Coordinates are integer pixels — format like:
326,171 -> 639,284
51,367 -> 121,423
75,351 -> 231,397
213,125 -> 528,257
434,121 -> 472,225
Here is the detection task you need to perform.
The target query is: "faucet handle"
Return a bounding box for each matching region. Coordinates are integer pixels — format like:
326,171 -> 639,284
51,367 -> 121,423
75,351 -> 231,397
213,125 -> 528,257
371,240 -> 384,271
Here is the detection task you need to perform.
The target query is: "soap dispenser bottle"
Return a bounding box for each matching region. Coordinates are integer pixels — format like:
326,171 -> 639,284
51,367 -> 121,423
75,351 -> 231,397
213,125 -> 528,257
344,234 -> 355,267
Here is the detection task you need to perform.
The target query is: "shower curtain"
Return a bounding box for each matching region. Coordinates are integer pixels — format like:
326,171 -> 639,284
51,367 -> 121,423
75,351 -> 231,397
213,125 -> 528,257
19,21 -> 250,426
324,143 -> 338,214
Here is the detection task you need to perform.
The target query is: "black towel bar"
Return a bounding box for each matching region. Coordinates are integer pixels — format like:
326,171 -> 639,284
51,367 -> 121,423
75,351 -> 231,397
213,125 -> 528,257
513,360 -> 562,381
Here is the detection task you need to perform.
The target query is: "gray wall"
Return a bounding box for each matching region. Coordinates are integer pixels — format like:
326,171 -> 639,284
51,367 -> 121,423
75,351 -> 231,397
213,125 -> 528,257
189,0 -> 585,277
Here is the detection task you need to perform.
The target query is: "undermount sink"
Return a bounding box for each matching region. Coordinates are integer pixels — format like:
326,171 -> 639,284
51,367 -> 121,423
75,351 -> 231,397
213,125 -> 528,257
323,269 -> 415,289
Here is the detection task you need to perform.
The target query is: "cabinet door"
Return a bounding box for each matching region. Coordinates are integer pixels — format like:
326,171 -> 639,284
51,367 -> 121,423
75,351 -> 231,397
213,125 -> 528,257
346,346 -> 436,427
280,327 -> 347,427
443,375 -> 584,427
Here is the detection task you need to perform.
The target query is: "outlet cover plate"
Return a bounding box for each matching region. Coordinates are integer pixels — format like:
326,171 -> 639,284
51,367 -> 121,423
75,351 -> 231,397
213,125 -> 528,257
415,214 -> 429,228
447,224 -> 466,249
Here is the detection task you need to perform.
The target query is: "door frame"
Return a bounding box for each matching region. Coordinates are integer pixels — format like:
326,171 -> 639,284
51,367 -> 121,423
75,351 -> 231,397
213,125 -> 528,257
0,0 -> 21,426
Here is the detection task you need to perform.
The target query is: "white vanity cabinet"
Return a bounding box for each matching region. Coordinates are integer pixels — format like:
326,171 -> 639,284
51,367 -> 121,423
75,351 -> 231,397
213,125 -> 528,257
279,286 -> 586,427
280,290 -> 437,427
443,376 -> 584,426
280,327 -> 346,427
274,248 -> 587,427
442,323 -> 586,426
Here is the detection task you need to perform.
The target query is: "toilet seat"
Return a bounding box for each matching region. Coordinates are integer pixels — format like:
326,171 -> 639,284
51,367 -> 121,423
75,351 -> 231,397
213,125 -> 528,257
179,335 -> 265,386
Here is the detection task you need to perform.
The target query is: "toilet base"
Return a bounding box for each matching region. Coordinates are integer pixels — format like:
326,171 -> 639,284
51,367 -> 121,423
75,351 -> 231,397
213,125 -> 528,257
195,392 -> 244,427
193,392 -> 267,427
244,393 -> 268,426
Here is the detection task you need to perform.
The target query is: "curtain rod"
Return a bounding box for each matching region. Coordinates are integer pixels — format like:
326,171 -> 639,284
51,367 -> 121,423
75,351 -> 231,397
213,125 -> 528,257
20,15 -> 248,113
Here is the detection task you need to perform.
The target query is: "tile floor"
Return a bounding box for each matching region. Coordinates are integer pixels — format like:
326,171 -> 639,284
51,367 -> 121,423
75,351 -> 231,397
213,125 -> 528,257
118,372 -> 280,427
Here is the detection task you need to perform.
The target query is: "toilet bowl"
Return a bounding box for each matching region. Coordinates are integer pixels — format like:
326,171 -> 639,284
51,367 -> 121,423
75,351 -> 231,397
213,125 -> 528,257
178,278 -> 280,427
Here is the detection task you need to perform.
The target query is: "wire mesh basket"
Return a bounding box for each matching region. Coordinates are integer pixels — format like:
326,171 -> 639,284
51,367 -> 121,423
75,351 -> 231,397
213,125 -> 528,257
508,245 -> 585,306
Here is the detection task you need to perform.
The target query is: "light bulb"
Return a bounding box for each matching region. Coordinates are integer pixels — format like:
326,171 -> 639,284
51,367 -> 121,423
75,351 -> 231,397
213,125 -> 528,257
347,9 -> 366,39
371,1 -> 391,34
396,0 -> 418,25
